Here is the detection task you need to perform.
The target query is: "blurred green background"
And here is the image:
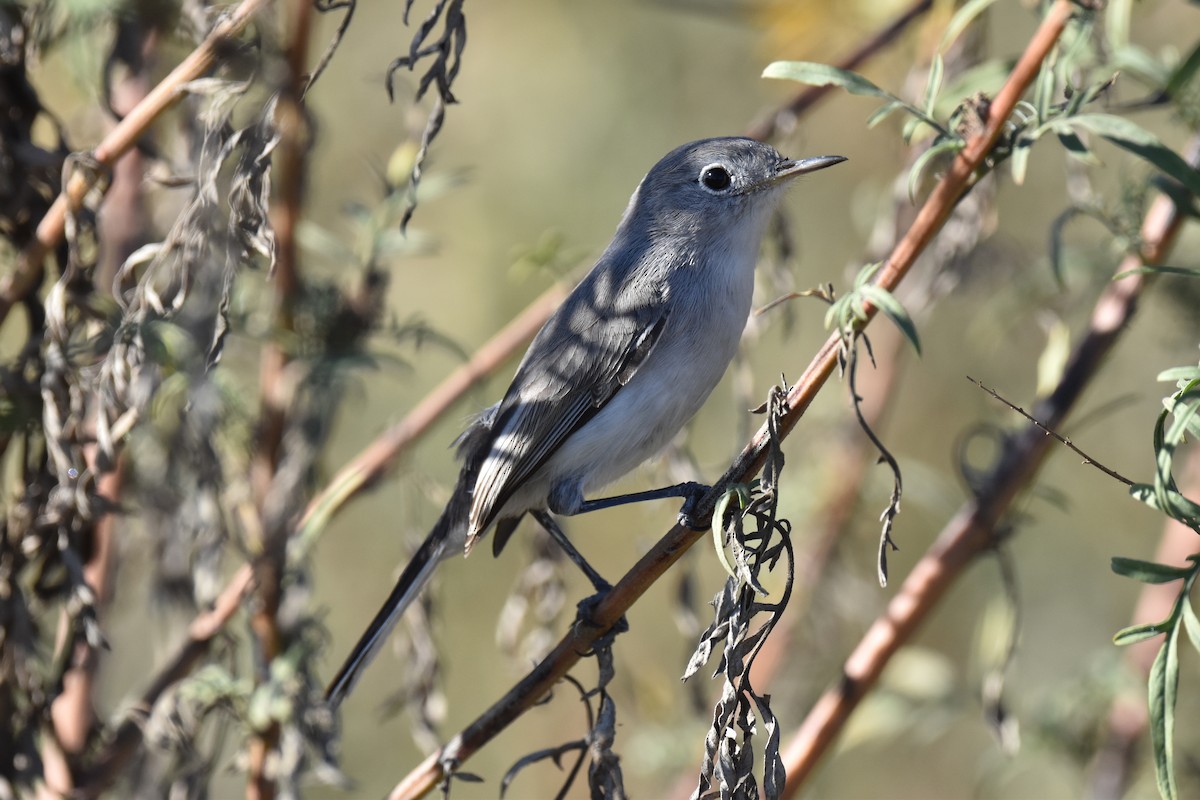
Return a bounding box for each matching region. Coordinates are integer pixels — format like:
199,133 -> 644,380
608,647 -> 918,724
25,0 -> 1200,797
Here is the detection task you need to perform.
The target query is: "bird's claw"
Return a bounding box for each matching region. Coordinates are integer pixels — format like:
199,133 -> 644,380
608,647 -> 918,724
575,586 -> 629,636
677,486 -> 710,530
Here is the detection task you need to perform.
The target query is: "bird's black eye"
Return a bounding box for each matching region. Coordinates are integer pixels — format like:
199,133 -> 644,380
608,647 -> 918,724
700,165 -> 732,192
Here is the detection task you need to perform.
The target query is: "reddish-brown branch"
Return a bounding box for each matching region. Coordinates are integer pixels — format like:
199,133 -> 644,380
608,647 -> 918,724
777,133 -> 1198,794
49,461 -> 124,762
0,0 -> 272,330
246,0 -> 313,796
388,3 -> 1079,797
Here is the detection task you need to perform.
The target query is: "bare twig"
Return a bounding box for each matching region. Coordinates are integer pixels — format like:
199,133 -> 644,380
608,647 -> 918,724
0,0 -> 272,330
387,3 -> 1081,797
967,375 -> 1135,487
776,131 -> 1200,796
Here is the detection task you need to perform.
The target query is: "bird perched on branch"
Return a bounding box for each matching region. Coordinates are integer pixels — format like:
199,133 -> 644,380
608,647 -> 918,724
327,137 -> 844,707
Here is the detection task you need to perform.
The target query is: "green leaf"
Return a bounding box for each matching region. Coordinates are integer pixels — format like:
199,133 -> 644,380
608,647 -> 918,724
1149,626 -> 1181,800
1064,114 -> 1200,197
1108,266 -> 1200,281
1165,42 -> 1200,98
938,0 -> 1000,53
1130,483 -> 1200,529
866,100 -> 906,129
1010,135 -> 1034,186
1055,129 -> 1100,164
1105,0 -> 1132,49
712,488 -> 745,582
1111,45 -> 1171,89
763,61 -> 895,99
923,54 -> 944,117
936,60 -> 1012,117
907,138 -> 963,201
1111,556 -> 1191,584
763,62 -> 944,134
1114,621 -> 1165,645
1033,59 -> 1056,124
859,285 -> 921,355
1182,601 -> 1200,654
1158,366 -> 1200,383
1036,319 -> 1071,396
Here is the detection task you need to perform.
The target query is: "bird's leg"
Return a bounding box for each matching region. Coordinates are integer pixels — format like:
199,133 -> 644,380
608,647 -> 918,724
573,481 -> 711,530
531,509 -> 610,592
531,510 -> 628,635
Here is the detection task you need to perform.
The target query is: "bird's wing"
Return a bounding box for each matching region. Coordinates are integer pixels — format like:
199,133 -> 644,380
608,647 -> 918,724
467,281 -> 669,538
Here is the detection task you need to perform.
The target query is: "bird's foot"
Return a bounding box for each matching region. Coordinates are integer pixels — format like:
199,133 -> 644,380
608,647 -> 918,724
574,584 -> 629,636
677,483 -> 712,530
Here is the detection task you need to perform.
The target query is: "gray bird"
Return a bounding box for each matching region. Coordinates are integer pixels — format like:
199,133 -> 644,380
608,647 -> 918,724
326,137 -> 844,707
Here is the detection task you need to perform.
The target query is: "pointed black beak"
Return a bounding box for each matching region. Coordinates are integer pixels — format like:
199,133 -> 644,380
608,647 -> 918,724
772,155 -> 847,183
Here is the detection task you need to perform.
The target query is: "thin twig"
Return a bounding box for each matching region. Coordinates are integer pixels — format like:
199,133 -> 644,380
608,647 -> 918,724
967,375 -> 1135,486
387,3 -> 1080,797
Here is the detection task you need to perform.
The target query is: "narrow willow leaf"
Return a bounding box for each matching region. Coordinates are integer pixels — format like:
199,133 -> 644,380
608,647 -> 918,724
1065,114 -> 1200,196
1164,385 -> 1200,449
712,491 -> 739,581
1114,621 -> 1165,645
1036,319 -> 1071,397
1111,556 -> 1191,584
1131,483 -> 1200,523
1105,0 -> 1132,49
923,54 -> 944,116
1010,136 -> 1034,186
907,138 -> 963,201
764,62 -> 943,133
1111,44 -> 1172,89
1034,60 -> 1055,123
902,114 -> 932,144
1183,601 -> 1200,654
1149,626 -> 1181,800
763,62 -> 895,99
1056,129 -> 1100,164
939,0 -> 1000,53
1113,265 -> 1200,280
1165,42 -> 1200,97
859,285 -> 921,355
1157,366 -> 1200,383
867,100 -> 906,129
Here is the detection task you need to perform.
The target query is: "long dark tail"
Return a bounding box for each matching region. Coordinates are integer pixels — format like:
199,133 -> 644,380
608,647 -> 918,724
325,517 -> 451,708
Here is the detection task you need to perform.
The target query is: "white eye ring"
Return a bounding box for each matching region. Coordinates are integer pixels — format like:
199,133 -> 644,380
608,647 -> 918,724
699,164 -> 732,193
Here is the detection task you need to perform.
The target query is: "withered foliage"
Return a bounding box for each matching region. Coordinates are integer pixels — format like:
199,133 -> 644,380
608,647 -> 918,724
0,1 -> 460,796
